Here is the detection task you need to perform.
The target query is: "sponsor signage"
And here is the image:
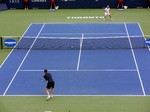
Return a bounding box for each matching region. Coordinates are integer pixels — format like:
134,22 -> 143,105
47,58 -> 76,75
4,38 -> 17,47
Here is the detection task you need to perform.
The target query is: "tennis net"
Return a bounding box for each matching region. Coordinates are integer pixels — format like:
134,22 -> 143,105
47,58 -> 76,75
1,34 -> 147,50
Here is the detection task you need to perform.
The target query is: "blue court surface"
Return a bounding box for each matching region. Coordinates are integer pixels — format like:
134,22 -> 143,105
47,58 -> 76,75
0,23 -> 150,96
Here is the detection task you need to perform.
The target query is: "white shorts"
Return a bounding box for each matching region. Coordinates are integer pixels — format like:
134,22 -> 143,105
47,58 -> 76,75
105,12 -> 110,16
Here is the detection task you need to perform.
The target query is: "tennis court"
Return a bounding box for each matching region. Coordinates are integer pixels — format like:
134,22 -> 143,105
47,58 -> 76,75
0,23 -> 150,96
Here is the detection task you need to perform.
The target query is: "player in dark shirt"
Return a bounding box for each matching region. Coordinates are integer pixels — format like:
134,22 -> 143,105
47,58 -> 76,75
43,69 -> 55,100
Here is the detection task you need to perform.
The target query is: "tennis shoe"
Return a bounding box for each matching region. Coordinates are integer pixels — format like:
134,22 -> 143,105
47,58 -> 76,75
51,94 -> 54,98
47,95 -> 51,100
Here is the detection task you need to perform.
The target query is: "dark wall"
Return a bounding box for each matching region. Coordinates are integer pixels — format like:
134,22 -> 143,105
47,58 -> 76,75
5,0 -> 147,9
0,0 -> 8,11
0,0 -> 4,3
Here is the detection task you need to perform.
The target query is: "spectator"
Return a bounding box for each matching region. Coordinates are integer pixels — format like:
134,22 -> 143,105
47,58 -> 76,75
117,0 -> 124,9
23,0 -> 28,10
50,0 -> 59,9
147,0 -> 150,9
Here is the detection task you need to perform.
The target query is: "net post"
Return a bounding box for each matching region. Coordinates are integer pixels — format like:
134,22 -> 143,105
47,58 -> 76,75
0,37 -> 2,49
1,36 -> 20,49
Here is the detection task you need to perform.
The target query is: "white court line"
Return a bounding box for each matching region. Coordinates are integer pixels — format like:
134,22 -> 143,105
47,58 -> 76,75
19,69 -> 137,72
3,23 -> 46,96
137,23 -> 150,51
124,23 -> 146,96
41,32 -> 127,35
76,33 -> 84,71
22,36 -> 141,39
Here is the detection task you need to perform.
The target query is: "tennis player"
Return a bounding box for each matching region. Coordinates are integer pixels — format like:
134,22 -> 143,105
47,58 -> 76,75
104,5 -> 112,20
43,69 -> 55,100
